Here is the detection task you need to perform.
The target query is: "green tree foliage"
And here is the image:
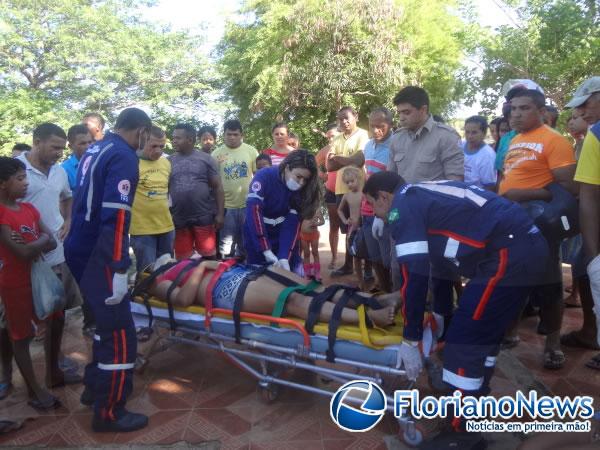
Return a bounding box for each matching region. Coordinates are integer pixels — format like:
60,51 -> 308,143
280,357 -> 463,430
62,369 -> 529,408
217,0 -> 472,151
477,0 -> 599,110
0,0 -> 214,153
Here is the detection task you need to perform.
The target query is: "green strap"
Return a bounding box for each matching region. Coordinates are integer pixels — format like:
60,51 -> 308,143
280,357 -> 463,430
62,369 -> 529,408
271,280 -> 320,327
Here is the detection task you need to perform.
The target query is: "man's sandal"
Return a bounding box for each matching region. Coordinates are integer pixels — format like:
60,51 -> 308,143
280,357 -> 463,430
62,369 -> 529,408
543,349 -> 565,370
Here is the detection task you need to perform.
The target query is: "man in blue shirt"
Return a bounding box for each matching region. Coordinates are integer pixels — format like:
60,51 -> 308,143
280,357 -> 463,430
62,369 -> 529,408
364,171 -> 548,433
62,124 -> 92,191
362,107 -> 394,291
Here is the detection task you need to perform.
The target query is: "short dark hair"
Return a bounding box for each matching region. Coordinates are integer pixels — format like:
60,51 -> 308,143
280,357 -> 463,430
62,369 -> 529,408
393,86 -> 430,109
0,157 -> 25,182
256,153 -> 272,165
67,124 -> 91,143
363,171 -> 405,199
223,119 -> 243,133
288,131 -> 299,140
338,106 -> 358,116
325,122 -> 338,132
114,108 -> 152,131
369,107 -> 394,125
465,115 -> 488,133
271,122 -> 289,133
490,117 -> 502,127
198,125 -> 217,140
12,143 -> 31,152
173,123 -> 196,142
507,88 -> 546,108
33,123 -> 67,141
82,112 -> 106,128
150,125 -> 165,139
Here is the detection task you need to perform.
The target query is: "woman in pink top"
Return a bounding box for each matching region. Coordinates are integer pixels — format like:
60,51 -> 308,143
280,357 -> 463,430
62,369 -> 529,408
262,123 -> 294,166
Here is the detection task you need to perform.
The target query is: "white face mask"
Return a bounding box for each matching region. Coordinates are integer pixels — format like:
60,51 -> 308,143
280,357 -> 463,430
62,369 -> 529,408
286,177 -> 302,191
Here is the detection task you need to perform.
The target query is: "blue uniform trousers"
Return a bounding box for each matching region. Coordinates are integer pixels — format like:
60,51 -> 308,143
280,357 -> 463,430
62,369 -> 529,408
442,231 -> 548,398
68,258 -> 137,421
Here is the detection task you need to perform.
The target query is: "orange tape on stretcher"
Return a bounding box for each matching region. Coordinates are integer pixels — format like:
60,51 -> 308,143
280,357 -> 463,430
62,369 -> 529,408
203,259 -> 238,331
211,308 -> 311,348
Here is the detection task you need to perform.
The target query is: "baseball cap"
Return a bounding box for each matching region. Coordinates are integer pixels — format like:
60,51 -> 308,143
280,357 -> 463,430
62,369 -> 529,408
501,79 -> 544,98
565,76 -> 600,108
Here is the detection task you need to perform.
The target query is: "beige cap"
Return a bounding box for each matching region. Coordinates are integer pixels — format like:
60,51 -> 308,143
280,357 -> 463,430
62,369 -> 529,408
566,76 -> 600,108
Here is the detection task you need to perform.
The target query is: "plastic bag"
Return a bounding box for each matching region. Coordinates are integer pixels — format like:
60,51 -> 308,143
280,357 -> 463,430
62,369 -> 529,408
31,260 -> 66,320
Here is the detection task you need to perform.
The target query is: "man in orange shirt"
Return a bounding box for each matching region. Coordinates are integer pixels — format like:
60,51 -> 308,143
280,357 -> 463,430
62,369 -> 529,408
499,87 -> 577,369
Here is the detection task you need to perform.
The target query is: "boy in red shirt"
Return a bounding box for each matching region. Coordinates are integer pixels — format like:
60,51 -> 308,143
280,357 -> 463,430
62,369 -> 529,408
0,157 -> 61,410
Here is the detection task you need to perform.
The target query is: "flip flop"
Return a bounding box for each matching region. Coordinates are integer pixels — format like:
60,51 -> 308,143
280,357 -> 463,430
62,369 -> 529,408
0,382 -> 12,400
500,336 -> 520,350
543,349 -> 565,370
584,353 -> 600,371
28,395 -> 61,412
136,326 -> 153,343
560,331 -> 600,350
0,419 -> 23,434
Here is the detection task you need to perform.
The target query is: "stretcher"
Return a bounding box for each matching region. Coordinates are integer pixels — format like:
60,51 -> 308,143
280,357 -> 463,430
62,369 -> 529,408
130,260 -> 435,445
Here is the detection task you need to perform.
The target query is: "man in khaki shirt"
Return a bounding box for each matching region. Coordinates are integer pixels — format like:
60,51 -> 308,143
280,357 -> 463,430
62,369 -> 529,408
387,87 -> 463,181
384,86 -> 464,341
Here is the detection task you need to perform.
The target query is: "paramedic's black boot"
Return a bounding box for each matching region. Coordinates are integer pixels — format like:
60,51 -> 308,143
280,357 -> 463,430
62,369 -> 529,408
92,410 -> 148,432
80,386 -> 94,406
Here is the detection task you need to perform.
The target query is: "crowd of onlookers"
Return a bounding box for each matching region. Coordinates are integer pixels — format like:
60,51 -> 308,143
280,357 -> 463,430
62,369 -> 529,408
0,76 -> 599,430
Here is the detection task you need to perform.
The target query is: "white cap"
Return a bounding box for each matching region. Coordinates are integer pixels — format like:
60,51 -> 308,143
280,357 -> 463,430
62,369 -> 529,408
501,79 -> 544,98
565,77 -> 600,108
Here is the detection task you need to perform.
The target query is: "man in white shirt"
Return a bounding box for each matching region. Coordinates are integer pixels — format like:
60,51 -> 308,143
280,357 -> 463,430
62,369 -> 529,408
17,123 -> 83,386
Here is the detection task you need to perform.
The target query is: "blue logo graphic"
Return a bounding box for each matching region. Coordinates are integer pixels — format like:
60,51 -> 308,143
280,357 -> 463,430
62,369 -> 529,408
330,380 -> 387,432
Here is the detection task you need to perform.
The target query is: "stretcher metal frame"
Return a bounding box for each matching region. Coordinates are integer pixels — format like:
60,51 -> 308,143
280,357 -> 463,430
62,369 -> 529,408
133,259 -> 423,445
135,303 -> 422,445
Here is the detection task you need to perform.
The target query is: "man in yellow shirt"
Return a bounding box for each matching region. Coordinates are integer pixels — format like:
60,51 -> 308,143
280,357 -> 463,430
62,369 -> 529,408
570,76 -> 600,370
326,106 -> 368,276
130,126 -> 174,271
212,119 -> 258,257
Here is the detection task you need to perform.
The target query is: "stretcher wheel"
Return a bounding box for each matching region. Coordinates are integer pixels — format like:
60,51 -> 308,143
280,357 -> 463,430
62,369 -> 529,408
400,423 -> 423,447
257,382 -> 280,404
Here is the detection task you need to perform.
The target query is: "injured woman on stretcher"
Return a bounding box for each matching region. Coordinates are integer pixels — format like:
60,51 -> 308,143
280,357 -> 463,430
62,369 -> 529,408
141,258 -> 401,328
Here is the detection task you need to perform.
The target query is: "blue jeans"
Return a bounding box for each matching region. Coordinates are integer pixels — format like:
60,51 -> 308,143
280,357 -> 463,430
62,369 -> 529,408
219,208 -> 245,258
130,231 -> 175,272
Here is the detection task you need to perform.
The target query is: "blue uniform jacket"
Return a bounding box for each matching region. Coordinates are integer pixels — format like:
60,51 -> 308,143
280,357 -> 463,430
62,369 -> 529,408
388,181 -> 539,341
64,132 -> 139,277
244,166 -> 301,260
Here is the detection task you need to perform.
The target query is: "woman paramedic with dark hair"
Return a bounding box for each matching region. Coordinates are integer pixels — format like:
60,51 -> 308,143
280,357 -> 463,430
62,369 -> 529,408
243,149 -> 320,274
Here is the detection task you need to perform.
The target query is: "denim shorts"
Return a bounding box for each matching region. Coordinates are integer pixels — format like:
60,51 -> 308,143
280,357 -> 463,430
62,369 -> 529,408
212,264 -> 261,309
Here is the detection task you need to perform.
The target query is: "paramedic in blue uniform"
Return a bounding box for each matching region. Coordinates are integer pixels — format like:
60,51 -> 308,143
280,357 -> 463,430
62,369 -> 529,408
364,172 -> 548,432
244,150 -> 320,274
64,108 -> 152,433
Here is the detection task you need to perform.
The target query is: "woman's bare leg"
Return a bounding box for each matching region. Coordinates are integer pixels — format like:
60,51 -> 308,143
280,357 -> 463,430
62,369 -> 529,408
326,203 -> 339,267
301,240 -> 311,264
241,276 -> 395,327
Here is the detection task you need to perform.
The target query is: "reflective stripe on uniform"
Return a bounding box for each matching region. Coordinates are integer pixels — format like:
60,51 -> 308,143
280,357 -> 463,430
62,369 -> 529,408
444,238 -> 460,259
248,193 -> 264,201
484,356 -> 497,368
442,368 -> 483,390
263,216 -> 286,225
85,143 -> 114,221
102,202 -> 131,211
416,183 -> 488,207
395,241 -> 429,257
98,362 -> 135,371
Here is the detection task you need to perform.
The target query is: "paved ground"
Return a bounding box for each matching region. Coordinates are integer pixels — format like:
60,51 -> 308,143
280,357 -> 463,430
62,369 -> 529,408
0,224 -> 598,448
